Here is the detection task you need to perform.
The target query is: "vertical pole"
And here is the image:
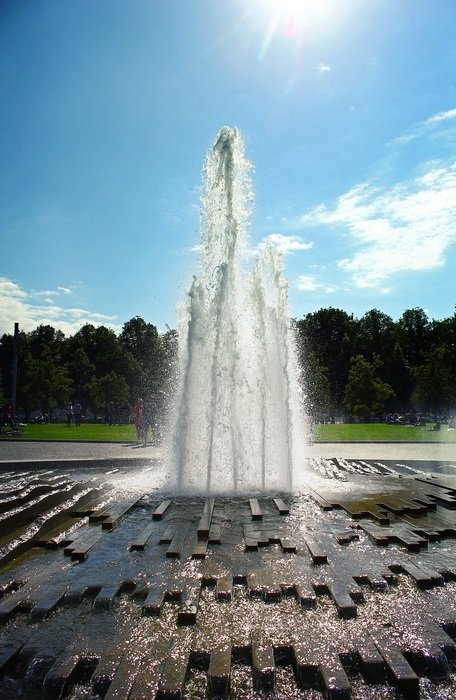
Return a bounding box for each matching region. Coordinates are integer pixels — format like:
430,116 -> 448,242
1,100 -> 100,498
12,322 -> 19,418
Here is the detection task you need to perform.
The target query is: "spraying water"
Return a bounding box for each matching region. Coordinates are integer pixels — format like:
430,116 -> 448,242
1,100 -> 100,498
170,127 -> 307,494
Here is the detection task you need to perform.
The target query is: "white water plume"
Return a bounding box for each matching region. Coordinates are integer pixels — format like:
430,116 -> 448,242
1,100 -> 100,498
169,127 -> 307,494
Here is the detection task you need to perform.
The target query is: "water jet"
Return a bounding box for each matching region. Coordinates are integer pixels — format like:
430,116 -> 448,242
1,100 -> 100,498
170,127 -> 306,495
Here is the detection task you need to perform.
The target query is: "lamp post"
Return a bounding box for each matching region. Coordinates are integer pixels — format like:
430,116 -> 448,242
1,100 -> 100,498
12,323 -> 19,417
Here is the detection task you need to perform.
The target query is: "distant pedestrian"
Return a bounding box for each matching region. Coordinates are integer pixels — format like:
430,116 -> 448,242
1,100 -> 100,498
107,401 -> 115,425
73,400 -> 82,427
140,399 -> 155,446
66,402 -> 74,427
3,399 -> 14,428
132,398 -> 144,442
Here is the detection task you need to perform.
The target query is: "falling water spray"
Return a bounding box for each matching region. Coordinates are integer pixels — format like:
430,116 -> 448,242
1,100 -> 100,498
170,127 -> 307,494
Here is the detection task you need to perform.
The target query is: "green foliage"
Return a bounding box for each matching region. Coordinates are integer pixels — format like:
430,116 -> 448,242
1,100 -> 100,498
0,316 -> 178,419
19,327 -> 73,415
1,305 -> 455,422
296,307 -> 356,409
86,371 -> 131,413
343,354 -> 395,419
301,350 -> 332,421
412,346 -> 456,413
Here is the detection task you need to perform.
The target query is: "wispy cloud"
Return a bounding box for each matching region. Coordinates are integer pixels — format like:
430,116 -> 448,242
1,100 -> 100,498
257,233 -> 313,255
298,108 -> 456,289
296,275 -> 335,293
317,63 -> 331,73
426,107 -> 456,125
305,161 -> 456,288
388,106 -> 456,147
0,277 -> 120,336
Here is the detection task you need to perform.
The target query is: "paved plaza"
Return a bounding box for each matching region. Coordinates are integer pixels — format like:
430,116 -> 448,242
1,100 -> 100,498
0,441 -> 456,699
1,438 -> 456,468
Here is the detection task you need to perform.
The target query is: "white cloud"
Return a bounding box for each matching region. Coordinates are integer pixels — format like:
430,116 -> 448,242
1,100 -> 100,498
296,274 -> 335,293
0,277 -> 120,336
303,160 -> 456,288
387,106 -> 456,147
258,233 -> 313,255
317,63 -> 331,73
426,108 -> 456,125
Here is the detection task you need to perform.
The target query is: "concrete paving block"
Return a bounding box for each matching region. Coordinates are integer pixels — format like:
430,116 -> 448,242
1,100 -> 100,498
293,643 -> 321,690
249,499 -> 262,520
216,576 -> 232,601
328,582 -> 357,619
178,583 -> 201,625
153,499 -> 172,520
355,635 -> 386,684
93,583 -> 123,611
320,656 -> 351,700
30,589 -> 67,620
0,594 -> 25,622
273,498 -> 289,515
369,630 -> 420,700
42,653 -> 81,700
198,498 -> 215,536
157,649 -> 190,699
304,536 -> 328,565
208,646 -> 231,698
91,651 -> 123,696
142,587 -> 165,616
129,522 -> 156,550
0,637 -> 26,677
252,636 -> 275,692
104,656 -> 140,700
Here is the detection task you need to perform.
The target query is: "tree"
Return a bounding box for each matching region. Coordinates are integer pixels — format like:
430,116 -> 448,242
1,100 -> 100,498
296,308 -> 356,411
343,355 -> 395,421
396,308 -> 430,367
86,371 -> 130,415
301,350 -> 332,423
65,347 -> 95,407
69,324 -> 124,378
21,345 -> 73,417
159,328 -> 179,390
119,317 -> 172,397
412,347 -> 456,414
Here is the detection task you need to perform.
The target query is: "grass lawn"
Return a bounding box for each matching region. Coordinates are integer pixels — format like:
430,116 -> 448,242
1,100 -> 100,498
17,422 -> 137,442
313,422 -> 456,442
7,421 -> 456,443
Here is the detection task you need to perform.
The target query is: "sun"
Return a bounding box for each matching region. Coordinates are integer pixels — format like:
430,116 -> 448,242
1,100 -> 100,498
260,0 -> 329,29
250,0 -> 333,54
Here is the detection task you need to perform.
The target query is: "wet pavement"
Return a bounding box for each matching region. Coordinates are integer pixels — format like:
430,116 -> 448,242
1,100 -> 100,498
1,438 -> 455,468
1,446 -> 456,698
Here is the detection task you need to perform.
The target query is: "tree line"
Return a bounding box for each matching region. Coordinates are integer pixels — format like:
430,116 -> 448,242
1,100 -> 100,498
296,306 -> 456,421
0,317 -> 177,421
1,306 -> 455,423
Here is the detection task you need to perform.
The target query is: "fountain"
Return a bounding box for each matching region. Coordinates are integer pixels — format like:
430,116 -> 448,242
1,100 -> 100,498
2,130 -> 456,700
171,127 -> 307,494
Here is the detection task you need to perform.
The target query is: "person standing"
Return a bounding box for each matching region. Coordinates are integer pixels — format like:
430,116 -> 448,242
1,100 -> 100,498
73,400 -> 82,427
66,401 -> 74,427
3,399 -> 14,428
132,398 -> 144,442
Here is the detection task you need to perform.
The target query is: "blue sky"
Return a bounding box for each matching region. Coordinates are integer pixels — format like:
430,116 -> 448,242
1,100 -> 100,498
1,0 -> 456,336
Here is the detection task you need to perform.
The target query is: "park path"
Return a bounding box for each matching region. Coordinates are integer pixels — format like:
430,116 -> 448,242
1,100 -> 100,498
1,439 -> 455,467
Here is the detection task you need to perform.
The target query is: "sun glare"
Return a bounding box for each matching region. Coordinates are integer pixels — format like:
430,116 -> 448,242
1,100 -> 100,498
262,0 -> 330,30
251,0 -> 335,58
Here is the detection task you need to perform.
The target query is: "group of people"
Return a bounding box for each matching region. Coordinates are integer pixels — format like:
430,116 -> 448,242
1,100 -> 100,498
65,400 -> 83,427
132,393 -> 166,446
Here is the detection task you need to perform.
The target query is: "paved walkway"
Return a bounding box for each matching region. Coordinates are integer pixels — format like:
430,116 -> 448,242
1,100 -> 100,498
0,439 -> 455,468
